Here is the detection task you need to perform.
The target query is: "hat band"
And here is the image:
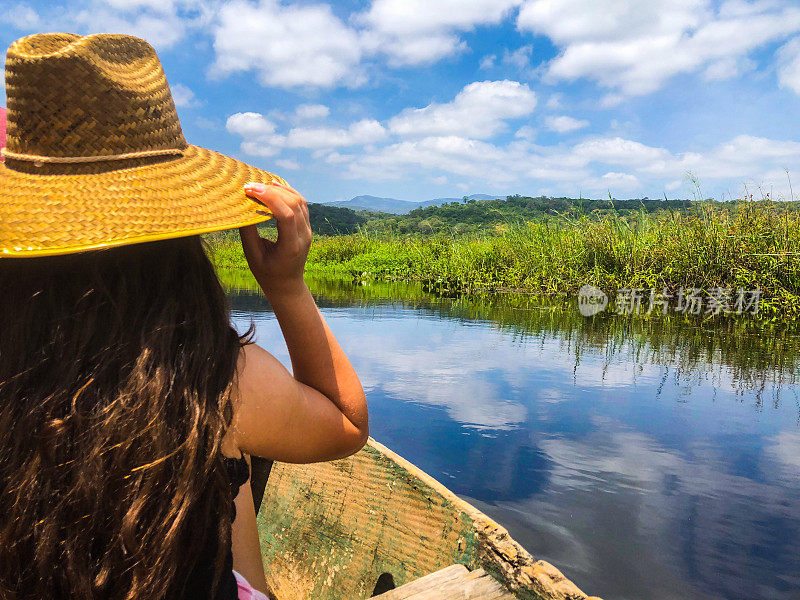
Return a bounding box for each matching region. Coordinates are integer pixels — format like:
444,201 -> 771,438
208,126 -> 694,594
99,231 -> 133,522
1,147 -> 184,164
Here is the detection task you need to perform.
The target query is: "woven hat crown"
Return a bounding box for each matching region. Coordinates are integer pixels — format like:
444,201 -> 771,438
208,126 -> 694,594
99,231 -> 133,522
4,33 -> 187,162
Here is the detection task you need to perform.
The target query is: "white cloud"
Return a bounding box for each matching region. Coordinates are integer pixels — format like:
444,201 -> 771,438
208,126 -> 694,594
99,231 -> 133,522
703,56 -> 755,81
545,93 -> 563,110
345,135 -> 517,184
777,37 -> 800,96
691,135 -> 800,179
515,125 -> 536,141
0,0 -> 209,49
572,137 -> 671,167
600,171 -> 640,190
337,125 -> 800,200
563,134 -> 800,196
503,45 -> 533,69
237,142 -> 281,158
227,112 -> 277,138
227,110 -> 387,155
599,93 -> 625,109
518,0 -> 703,44
389,80 -> 537,139
517,0 -> 800,98
226,112 -> 284,156
211,0 -> 363,88
362,30 -> 466,67
225,55 -> 800,199
343,132 -> 588,188
275,158 -> 301,170
545,115 -> 589,133
479,54 -> 497,70
70,6 -> 189,48
105,0 -> 178,14
1,3 -> 39,29
665,180 -> 682,191
358,0 -> 521,66
46,0 -> 210,50
295,104 -> 330,121
360,0 -> 520,39
285,119 -> 387,150
170,83 -> 200,108
324,152 -> 351,165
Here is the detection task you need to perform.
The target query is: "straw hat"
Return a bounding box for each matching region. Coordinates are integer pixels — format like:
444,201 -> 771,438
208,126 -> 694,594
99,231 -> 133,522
0,33 -> 284,257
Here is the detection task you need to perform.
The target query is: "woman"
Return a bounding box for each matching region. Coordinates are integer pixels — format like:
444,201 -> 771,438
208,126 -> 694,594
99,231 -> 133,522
0,33 -> 368,600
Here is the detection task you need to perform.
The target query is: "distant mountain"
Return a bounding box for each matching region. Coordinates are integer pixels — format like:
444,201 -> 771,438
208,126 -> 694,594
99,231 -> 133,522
323,193 -> 505,214
323,195 -> 418,214
430,194 -> 503,202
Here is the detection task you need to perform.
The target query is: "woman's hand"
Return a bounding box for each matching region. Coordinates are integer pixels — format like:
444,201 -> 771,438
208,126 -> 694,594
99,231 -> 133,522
239,181 -> 311,298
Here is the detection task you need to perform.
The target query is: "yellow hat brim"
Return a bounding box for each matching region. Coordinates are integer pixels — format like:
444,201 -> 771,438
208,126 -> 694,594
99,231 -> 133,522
0,145 -> 285,257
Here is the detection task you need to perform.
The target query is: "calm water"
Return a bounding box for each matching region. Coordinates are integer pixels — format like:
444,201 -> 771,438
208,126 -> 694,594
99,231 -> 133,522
225,274 -> 800,600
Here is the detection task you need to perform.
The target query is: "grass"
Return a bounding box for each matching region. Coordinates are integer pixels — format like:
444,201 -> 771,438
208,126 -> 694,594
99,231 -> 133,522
206,200 -> 800,323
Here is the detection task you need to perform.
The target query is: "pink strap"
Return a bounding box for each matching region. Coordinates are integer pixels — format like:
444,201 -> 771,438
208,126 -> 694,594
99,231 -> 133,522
0,107 -> 6,162
232,569 -> 272,600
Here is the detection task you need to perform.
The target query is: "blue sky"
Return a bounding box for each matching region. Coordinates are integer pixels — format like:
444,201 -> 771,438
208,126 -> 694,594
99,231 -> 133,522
3,0 -> 800,203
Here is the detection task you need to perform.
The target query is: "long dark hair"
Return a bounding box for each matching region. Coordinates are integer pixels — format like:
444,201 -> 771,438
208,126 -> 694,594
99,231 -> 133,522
0,236 -> 248,600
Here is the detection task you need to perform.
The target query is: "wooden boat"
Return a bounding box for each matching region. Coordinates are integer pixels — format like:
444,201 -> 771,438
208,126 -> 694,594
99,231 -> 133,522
251,439 -> 601,600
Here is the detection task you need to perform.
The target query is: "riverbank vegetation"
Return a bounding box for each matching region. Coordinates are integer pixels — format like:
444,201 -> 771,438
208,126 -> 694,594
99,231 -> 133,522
206,196 -> 800,323
221,271 -> 800,394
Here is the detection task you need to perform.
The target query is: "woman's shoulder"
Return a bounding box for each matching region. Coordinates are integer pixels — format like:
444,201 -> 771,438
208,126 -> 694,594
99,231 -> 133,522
235,342 -> 278,379
224,342 -> 296,458
233,343 -> 283,403
225,341 -> 367,463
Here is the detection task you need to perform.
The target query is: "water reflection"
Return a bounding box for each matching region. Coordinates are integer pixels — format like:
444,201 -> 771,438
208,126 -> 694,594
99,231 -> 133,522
223,270 -> 800,600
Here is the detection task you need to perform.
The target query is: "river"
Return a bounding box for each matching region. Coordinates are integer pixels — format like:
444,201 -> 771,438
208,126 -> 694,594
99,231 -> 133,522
224,272 -> 800,600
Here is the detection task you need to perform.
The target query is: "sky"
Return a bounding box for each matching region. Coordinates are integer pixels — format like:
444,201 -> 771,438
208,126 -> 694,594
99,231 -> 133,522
3,0 -> 800,203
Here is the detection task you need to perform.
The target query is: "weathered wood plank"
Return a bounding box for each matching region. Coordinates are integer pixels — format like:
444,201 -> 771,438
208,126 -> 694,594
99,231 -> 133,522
371,565 -> 469,600
465,568 -> 489,581
461,573 -> 515,599
372,565 -> 516,600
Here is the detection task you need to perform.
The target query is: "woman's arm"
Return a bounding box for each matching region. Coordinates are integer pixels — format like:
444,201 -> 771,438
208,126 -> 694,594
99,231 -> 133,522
229,181 -> 368,463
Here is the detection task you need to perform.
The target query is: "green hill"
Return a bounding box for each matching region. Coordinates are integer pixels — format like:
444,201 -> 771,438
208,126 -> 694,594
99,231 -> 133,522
308,195 -> 800,237
357,195 -> 699,234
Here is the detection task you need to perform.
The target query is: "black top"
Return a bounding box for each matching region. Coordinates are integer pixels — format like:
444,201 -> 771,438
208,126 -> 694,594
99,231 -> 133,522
178,454 -> 250,600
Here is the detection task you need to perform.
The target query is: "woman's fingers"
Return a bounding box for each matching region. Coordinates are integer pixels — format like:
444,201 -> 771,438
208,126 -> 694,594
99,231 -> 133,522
239,224 -> 264,261
269,183 -> 309,231
245,183 -> 299,243
271,182 -> 310,239
240,181 -> 311,292
245,183 -> 293,219
244,181 -> 311,250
